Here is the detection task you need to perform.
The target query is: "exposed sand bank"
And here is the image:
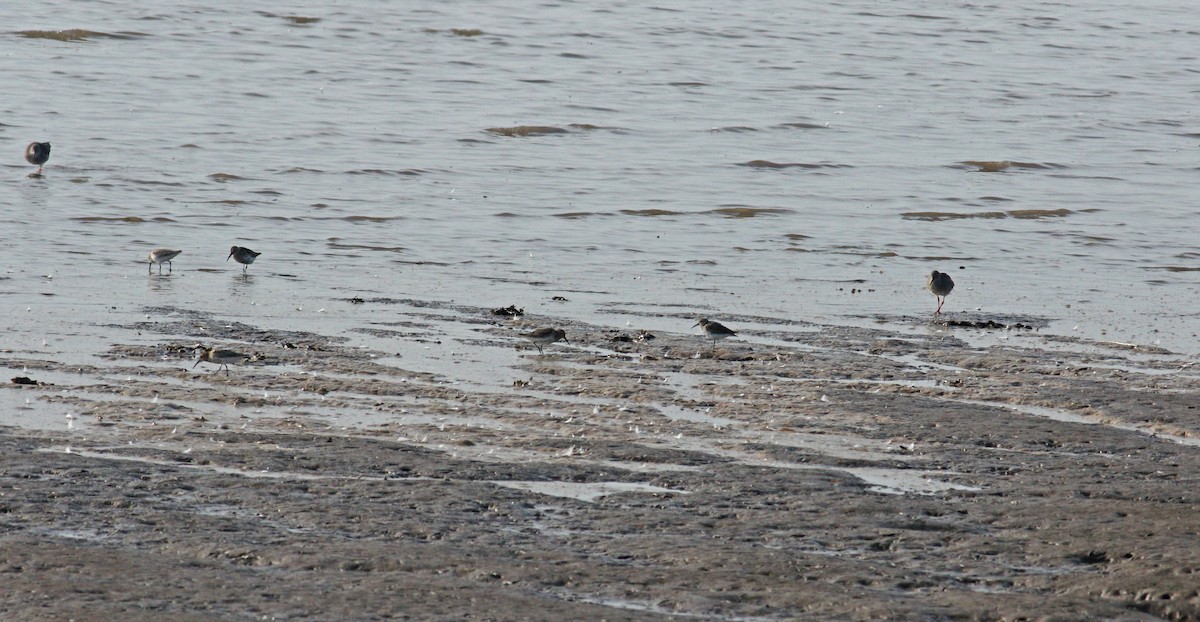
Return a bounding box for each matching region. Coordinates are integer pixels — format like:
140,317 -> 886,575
2,301 -> 1198,620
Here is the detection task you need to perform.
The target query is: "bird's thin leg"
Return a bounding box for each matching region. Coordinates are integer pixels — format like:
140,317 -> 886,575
148,262 -> 153,274
167,261 -> 172,273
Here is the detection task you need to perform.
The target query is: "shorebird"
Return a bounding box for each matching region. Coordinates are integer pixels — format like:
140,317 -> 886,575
227,246 -> 261,272
147,248 -> 181,274
692,318 -> 737,351
520,327 -> 569,354
192,346 -> 248,375
926,270 -> 955,316
25,142 -> 51,175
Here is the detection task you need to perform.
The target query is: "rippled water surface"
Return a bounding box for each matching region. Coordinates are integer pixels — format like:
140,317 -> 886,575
3,0 -> 1199,361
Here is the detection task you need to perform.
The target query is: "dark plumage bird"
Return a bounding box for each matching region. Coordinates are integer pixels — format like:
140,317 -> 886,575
926,270 -> 955,316
520,327 -> 569,354
25,142 -> 51,175
227,246 -> 261,272
692,318 -> 737,351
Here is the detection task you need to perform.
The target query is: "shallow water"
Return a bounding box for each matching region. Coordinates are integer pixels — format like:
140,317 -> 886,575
2,0 -> 1198,406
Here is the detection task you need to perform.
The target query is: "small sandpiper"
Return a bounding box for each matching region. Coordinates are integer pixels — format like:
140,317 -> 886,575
227,246 -> 261,272
926,270 -> 955,316
193,346 -> 248,375
520,327 -> 569,354
147,248 -> 182,274
693,318 -> 737,351
25,142 -> 51,175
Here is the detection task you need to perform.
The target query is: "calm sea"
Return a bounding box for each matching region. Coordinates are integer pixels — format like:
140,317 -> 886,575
2,0 -> 1198,374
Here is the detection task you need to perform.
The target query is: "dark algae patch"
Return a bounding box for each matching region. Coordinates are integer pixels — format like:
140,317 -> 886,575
903,208 -> 1072,221
711,206 -> 792,218
17,29 -> 148,41
958,160 -> 1060,172
255,11 -> 321,25
485,126 -> 570,137
738,160 -> 851,170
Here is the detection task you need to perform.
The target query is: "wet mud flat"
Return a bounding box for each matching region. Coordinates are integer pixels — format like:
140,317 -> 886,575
2,301 -> 1199,620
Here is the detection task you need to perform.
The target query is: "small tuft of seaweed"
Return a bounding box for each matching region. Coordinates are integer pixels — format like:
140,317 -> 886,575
619,209 -> 685,217
738,160 -> 849,170
208,173 -> 247,183
345,168 -> 421,176
1008,208 -> 1071,219
256,11 -> 320,25
775,122 -> 829,130
964,160 -> 1012,172
566,123 -> 617,132
1149,266 -> 1200,273
71,216 -> 164,224
902,208 -> 1071,221
327,242 -> 406,253
711,207 -> 792,218
485,126 -> 569,137
902,211 -> 1006,221
451,28 -> 485,37
945,319 -> 1035,330
17,29 -> 148,41
341,215 -> 405,223
959,160 -> 1058,172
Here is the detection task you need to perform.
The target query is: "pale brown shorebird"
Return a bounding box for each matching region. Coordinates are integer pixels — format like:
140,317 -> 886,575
25,142 -> 51,175
227,246 -> 261,272
692,318 -> 737,351
193,346 -> 248,375
147,248 -> 182,274
926,270 -> 955,316
520,327 -> 569,354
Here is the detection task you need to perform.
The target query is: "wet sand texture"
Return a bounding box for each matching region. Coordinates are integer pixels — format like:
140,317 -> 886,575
2,305 -> 1199,620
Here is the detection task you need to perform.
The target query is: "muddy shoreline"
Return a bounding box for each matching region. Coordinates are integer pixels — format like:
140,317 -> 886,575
2,301 -> 1198,620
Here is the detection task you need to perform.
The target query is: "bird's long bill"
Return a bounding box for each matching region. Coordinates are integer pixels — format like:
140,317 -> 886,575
226,251 -> 234,261
563,337 -> 571,344
192,358 -> 202,368
691,321 -> 700,328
